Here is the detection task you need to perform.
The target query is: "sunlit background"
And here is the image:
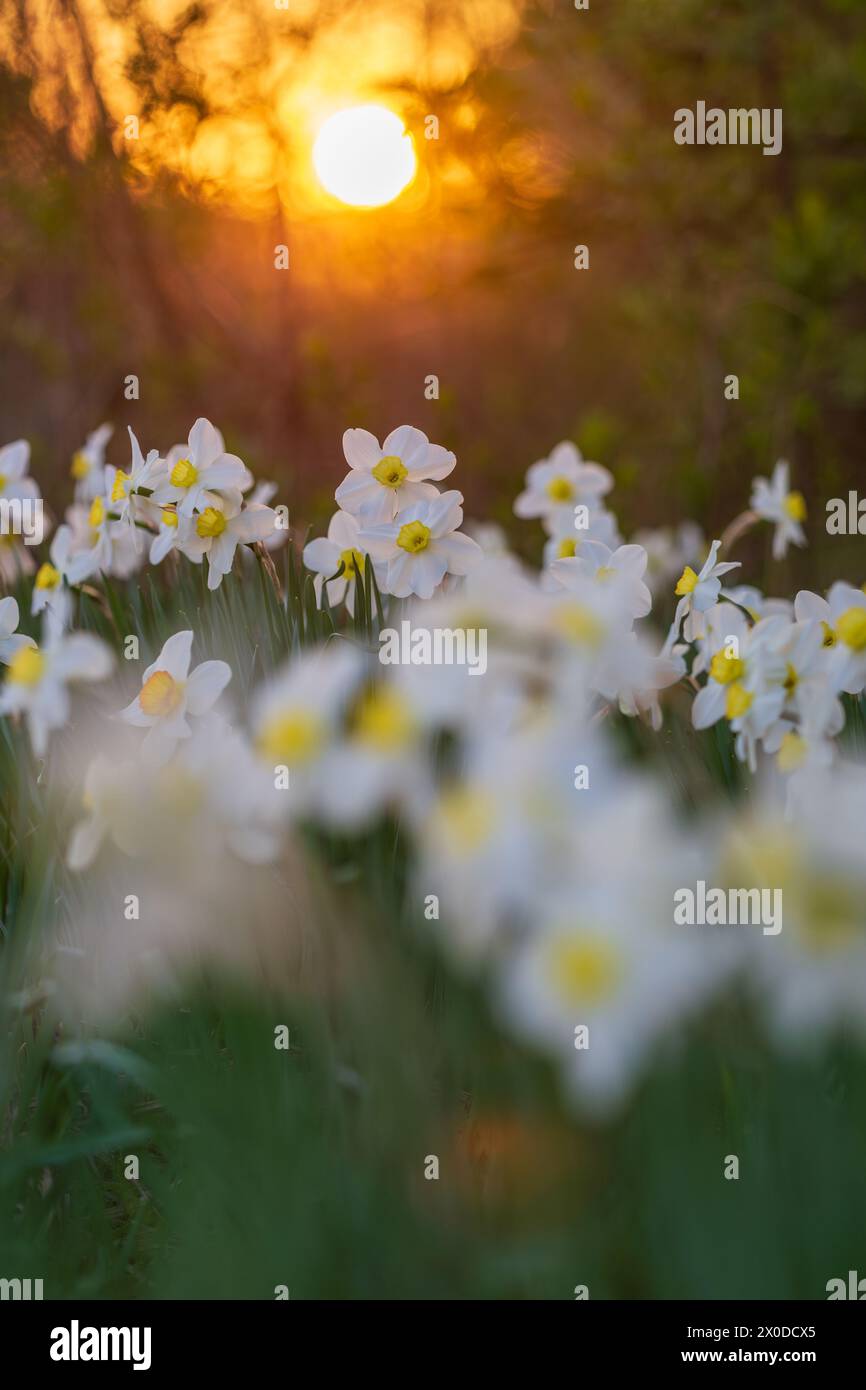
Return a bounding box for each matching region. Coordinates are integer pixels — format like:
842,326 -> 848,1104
1,0 -> 864,581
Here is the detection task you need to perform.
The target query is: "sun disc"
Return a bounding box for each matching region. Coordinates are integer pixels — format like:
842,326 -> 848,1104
312,105 -> 417,208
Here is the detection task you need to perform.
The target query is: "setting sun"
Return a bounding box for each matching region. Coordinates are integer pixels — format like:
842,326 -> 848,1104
312,105 -> 417,208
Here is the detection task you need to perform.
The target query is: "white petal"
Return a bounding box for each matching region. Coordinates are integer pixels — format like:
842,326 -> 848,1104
229,504 -> 276,544
145,630 -> 193,683
692,682 -> 727,730
382,425 -> 428,472
417,444 -> 457,482
66,815 -> 106,871
186,660 -> 232,715
342,428 -> 382,471
0,596 -> 20,639
188,417 -> 224,467
436,531 -> 483,577
304,537 -> 339,576
203,456 -> 252,492
53,634 -> 114,683
119,696 -> 152,727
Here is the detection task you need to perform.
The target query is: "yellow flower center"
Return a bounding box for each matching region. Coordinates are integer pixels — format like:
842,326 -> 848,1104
371,455 -> 408,489
821,621 -> 837,648
709,650 -> 745,685
35,562 -> 61,590
170,458 -> 198,489
554,601 -> 603,646
396,519 -> 432,554
783,491 -> 807,521
434,786 -> 496,852
799,877 -> 861,954
353,686 -> 415,751
8,645 -> 44,687
675,565 -> 699,596
139,670 -> 184,718
256,710 -> 325,764
783,663 -> 799,695
725,683 -> 753,720
0,474 -> 6,492
196,507 -> 227,538
556,537 -> 577,558
546,476 -> 573,502
836,606 -> 866,651
111,470 -> 131,504
547,935 -> 622,1007
88,497 -> 105,530
777,731 -> 807,773
162,508 -> 178,529
595,564 -> 615,582
339,548 -> 365,580
71,451 -> 90,480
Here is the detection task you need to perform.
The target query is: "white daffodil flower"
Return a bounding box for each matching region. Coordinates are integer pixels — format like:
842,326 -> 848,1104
119,629 -> 231,766
763,680 -> 841,788
359,489 -> 482,600
667,539 -> 740,646
0,596 -> 36,666
550,540 -> 652,621
0,438 -> 39,506
541,505 -> 620,579
493,786 -> 737,1114
412,713 -> 618,963
150,417 -> 253,517
251,642 -> 363,808
0,604 -> 113,755
103,427 -> 166,537
750,460 -> 807,560
794,582 -> 866,695
687,601 -> 752,681
335,425 -> 456,525
64,495 -> 144,584
31,524 -> 76,616
513,441 -> 613,534
303,509 -> 382,615
168,715 -> 288,864
315,677 -> 430,829
593,631 -> 685,729
632,522 -> 705,594
725,771 -> 866,1037
691,616 -> 792,769
70,423 -> 112,502
66,754 -> 140,870
129,496 -> 202,566
180,497 -> 278,590
542,567 -> 634,665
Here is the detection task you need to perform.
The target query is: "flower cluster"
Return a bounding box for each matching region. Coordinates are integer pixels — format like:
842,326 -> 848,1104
1,417 -> 864,1112
43,419 -> 281,610
304,425 -> 483,605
